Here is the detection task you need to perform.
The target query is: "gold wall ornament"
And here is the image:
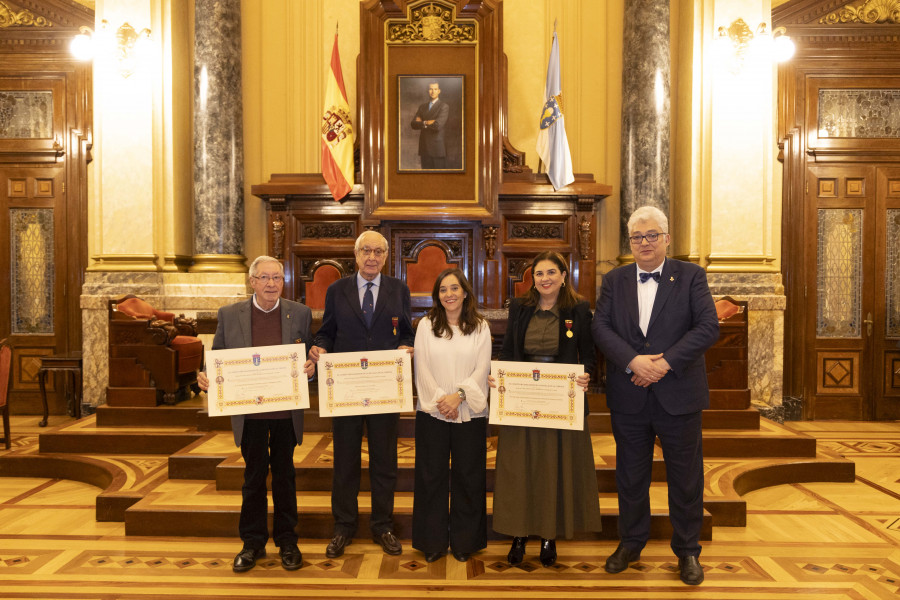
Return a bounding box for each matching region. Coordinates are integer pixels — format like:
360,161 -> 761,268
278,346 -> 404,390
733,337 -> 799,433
820,0 -> 900,24
0,0 -> 52,27
386,0 -> 476,44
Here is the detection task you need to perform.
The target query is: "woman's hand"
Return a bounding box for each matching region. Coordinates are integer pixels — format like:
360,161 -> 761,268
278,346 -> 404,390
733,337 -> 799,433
197,371 -> 209,391
487,374 -> 497,389
436,392 -> 461,419
575,372 -> 590,392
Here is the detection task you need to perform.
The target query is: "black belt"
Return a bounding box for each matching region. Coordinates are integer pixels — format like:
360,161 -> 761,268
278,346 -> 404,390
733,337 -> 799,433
524,354 -> 557,363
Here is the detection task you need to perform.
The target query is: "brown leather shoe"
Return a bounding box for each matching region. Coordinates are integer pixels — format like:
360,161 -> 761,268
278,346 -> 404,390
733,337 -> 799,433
232,546 -> 265,573
678,555 -> 704,585
325,534 -> 351,559
604,543 -> 641,574
372,531 -> 402,555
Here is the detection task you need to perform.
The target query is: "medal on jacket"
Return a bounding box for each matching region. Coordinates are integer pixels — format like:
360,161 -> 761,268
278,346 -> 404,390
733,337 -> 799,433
565,319 -> 573,338
392,317 -> 399,335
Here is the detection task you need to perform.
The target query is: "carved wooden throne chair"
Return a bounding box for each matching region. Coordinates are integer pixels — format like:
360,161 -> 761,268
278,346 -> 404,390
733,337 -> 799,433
107,296 -> 204,406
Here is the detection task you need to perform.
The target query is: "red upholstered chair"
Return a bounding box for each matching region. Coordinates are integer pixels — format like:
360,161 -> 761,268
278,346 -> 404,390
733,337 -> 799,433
513,266 -> 533,298
0,339 -> 11,449
107,296 -> 204,406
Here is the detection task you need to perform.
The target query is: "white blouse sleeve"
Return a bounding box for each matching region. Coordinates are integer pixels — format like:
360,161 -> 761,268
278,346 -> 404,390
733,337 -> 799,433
456,321 -> 492,416
414,317 -> 446,414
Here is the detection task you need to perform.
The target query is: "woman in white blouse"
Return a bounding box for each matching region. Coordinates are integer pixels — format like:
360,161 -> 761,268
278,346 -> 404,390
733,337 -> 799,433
412,268 -> 491,563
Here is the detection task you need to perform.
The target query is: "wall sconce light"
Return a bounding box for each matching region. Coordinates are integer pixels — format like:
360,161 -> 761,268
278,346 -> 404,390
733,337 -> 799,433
70,20 -> 153,78
715,18 -> 794,70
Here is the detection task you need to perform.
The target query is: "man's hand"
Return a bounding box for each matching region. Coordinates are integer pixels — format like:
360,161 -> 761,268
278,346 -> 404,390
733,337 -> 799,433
308,345 -> 326,363
399,345 -> 414,358
302,359 -> 315,378
628,354 -> 671,387
424,120 -> 435,126
197,371 -> 209,392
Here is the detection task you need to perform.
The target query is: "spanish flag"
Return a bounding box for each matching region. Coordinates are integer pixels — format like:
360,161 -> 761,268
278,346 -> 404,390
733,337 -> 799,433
321,32 -> 354,201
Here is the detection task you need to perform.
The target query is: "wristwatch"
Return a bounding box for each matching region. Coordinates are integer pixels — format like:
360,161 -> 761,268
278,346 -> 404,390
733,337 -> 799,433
456,388 -> 466,401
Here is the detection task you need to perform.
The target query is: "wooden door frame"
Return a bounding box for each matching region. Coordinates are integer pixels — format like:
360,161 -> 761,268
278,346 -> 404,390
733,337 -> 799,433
0,0 -> 93,414
774,0 -> 900,420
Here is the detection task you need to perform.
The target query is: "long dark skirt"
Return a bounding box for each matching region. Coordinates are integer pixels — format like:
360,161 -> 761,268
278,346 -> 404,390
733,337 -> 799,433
492,421 -> 602,540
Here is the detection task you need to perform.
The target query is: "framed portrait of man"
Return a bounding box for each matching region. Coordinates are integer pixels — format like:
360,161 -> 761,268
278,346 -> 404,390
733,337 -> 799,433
397,75 -> 465,172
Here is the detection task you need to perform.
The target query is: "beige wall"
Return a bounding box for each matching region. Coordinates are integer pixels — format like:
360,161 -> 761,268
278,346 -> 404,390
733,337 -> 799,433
87,0 -> 782,276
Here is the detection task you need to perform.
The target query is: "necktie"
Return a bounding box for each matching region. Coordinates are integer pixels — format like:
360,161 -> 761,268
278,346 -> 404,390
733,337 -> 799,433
639,271 -> 661,283
362,282 -> 374,328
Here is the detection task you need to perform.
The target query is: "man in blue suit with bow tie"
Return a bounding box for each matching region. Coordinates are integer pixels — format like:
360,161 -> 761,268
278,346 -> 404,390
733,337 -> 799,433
592,206 -> 719,585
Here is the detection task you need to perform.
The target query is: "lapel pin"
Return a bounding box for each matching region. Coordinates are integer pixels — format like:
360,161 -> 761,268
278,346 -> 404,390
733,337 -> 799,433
669,276 -> 674,282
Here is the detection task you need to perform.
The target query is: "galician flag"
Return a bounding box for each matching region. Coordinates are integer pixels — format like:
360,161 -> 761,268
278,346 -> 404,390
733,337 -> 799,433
321,32 -> 354,201
536,31 -> 574,191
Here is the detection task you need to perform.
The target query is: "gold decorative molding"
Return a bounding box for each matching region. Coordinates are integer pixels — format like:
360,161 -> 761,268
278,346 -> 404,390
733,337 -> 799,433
705,254 -> 779,273
820,0 -> 900,24
386,0 -> 476,44
0,0 -> 52,27
87,254 -> 161,272
188,254 -> 248,273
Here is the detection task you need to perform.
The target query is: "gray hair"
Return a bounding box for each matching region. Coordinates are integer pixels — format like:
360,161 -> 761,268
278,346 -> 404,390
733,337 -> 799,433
354,230 -> 389,254
627,206 -> 669,234
249,256 -> 284,278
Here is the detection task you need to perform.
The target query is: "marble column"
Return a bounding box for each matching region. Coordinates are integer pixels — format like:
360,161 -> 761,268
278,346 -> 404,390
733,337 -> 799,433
191,0 -> 246,272
619,0 -> 670,256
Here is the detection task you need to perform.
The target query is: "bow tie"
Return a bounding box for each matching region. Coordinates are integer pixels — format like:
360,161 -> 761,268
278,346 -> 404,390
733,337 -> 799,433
639,271 -> 661,283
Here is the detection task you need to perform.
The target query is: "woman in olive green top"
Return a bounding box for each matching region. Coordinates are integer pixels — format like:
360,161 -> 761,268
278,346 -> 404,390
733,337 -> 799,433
492,251 -> 602,567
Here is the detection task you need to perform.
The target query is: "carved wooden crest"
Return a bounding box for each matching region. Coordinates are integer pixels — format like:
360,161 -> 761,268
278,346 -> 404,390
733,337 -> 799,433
386,0 -> 476,44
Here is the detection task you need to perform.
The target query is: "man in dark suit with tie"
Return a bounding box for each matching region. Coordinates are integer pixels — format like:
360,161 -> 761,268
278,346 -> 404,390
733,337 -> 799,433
308,231 -> 415,558
591,206 -> 719,585
410,81 -> 450,169
197,256 -> 313,573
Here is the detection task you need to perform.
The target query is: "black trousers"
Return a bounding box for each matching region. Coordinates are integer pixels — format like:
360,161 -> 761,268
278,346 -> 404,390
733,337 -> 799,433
610,390 -> 704,558
420,154 -> 446,169
331,412 -> 399,536
239,418 -> 298,548
412,412 -> 487,555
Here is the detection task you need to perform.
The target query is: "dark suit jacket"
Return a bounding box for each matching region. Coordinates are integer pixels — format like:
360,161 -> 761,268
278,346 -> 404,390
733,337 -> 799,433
410,99 -> 449,158
591,259 -> 719,416
212,298 -> 312,446
313,273 -> 414,353
500,299 -> 597,416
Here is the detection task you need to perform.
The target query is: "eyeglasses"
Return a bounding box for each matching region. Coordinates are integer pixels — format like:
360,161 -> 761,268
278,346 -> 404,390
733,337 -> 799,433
629,232 -> 667,245
358,247 -> 386,257
252,274 -> 283,284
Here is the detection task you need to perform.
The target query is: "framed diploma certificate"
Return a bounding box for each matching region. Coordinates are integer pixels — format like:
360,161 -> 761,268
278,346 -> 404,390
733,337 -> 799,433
317,349 -> 413,417
488,360 -> 584,430
207,343 -> 309,417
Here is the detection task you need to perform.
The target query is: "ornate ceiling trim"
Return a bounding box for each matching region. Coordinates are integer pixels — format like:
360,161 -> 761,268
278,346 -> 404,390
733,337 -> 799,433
0,0 -> 52,27
820,0 -> 900,24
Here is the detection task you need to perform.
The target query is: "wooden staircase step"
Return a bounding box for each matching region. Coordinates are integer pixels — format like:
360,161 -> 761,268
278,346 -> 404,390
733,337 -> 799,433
123,489 -> 714,542
96,405 -> 206,428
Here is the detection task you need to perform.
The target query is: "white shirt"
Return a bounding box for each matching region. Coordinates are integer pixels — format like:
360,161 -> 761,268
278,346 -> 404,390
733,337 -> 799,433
251,294 -> 280,313
356,272 -> 381,308
636,260 -> 664,336
413,316 -> 491,423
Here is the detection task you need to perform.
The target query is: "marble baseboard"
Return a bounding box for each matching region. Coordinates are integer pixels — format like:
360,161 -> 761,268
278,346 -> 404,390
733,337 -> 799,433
710,271 -> 785,410
81,272 -> 249,408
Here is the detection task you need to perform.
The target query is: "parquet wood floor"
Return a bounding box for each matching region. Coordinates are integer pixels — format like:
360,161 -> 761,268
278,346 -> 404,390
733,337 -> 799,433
1,416 -> 898,599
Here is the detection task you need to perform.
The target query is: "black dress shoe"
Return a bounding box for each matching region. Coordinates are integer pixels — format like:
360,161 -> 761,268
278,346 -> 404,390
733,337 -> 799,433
539,538 -> 557,567
372,531 -> 402,555
279,543 -> 302,571
507,536 -> 527,566
232,546 -> 266,572
451,550 -> 470,562
325,534 -> 351,559
604,543 -> 641,574
678,555 -> 704,585
424,551 -> 446,563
